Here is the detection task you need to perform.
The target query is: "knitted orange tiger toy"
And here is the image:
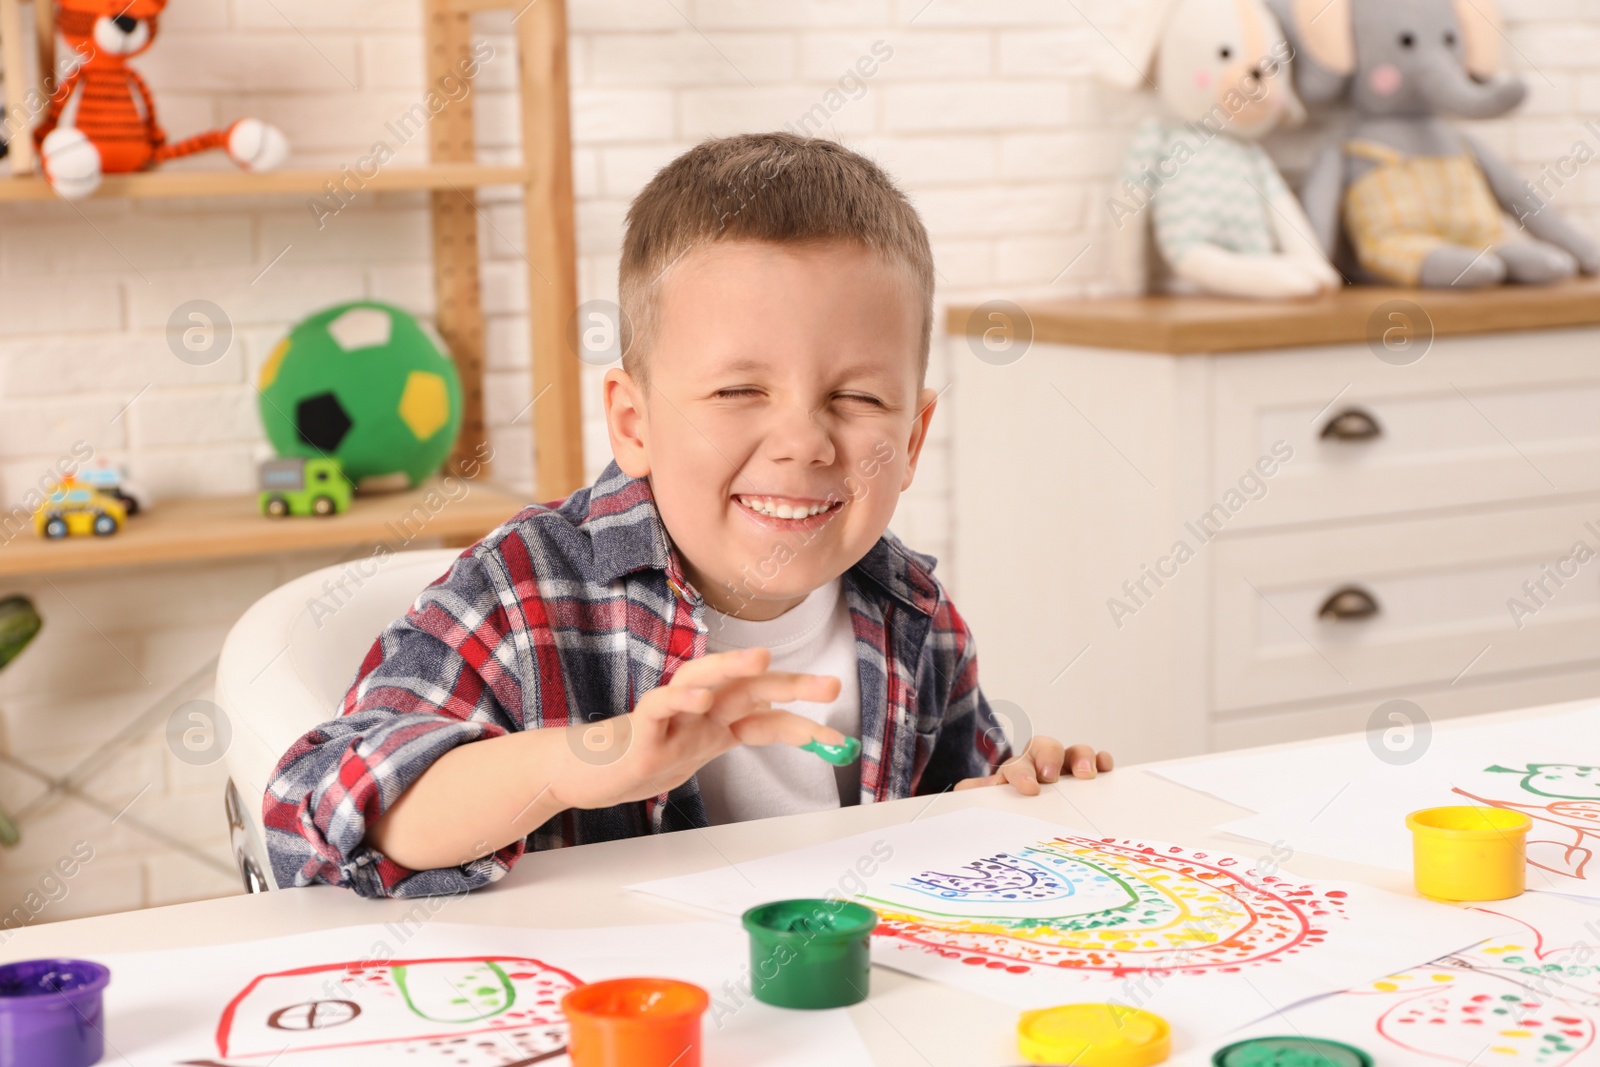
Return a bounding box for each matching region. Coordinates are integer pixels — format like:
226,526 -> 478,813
33,0 -> 287,198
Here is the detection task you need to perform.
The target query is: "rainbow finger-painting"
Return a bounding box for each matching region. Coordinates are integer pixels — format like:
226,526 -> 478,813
630,809 -> 1513,1058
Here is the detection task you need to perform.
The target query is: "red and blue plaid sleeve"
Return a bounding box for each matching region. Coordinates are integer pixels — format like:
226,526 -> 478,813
913,591 -> 1012,795
262,551 -> 532,899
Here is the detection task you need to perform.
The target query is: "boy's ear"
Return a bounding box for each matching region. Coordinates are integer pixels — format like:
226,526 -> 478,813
900,386 -> 940,490
603,367 -> 651,478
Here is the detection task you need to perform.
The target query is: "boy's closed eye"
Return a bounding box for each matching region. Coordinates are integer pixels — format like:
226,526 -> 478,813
709,386 -> 888,408
835,392 -> 887,408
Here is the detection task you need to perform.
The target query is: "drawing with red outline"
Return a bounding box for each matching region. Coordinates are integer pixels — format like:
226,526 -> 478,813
1353,907 -> 1598,1065
191,955 -> 581,1065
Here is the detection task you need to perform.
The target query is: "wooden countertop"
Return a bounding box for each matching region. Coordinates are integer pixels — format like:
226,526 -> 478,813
946,276 -> 1600,354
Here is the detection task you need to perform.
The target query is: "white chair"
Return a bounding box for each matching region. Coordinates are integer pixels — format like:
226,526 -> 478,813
215,549 -> 462,892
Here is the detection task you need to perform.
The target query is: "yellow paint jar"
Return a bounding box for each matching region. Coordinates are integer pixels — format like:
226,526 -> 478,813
1406,805 -> 1533,901
1017,1003 -> 1171,1066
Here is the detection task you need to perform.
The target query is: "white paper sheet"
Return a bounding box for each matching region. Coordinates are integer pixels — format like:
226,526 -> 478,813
1150,705 -> 1600,899
90,921 -> 871,1066
628,809 -> 1513,1059
1185,890 -> 1600,1066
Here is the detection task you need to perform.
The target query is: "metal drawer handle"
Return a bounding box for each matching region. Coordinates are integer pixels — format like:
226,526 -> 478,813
1320,407 -> 1382,442
1318,586 -> 1380,621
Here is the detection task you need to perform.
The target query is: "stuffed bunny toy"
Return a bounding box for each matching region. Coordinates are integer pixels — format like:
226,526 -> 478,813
1104,0 -> 1341,298
1270,0 -> 1600,287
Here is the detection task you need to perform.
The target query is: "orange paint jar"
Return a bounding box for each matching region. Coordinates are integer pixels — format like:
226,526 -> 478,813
562,977 -> 709,1067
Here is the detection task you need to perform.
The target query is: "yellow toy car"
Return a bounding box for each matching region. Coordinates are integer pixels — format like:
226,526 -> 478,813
34,479 -> 127,539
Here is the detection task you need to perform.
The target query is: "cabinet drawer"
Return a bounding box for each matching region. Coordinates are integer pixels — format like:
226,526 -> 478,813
1212,499 -> 1600,711
1211,331 -> 1600,529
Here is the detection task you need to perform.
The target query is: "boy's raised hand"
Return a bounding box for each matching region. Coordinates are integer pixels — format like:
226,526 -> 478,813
954,736 -> 1114,796
549,646 -> 844,811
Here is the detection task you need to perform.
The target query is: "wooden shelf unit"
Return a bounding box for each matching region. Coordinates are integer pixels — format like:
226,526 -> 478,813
0,0 -> 583,577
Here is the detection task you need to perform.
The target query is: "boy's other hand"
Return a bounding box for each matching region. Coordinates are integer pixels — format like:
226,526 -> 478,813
953,737 -> 1113,796
550,646 -> 843,811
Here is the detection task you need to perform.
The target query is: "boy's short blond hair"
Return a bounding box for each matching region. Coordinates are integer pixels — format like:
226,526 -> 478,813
618,132 -> 935,386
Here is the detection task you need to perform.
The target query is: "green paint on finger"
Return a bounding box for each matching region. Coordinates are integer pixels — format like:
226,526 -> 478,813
802,736 -> 861,766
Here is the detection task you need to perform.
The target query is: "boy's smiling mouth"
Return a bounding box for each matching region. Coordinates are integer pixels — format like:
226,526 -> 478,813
734,494 -> 844,527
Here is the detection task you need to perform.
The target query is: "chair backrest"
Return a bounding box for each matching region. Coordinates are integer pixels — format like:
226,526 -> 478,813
215,548 -> 462,889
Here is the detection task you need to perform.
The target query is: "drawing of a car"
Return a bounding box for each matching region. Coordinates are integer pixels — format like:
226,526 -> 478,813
258,457 -> 353,518
33,480 -> 128,539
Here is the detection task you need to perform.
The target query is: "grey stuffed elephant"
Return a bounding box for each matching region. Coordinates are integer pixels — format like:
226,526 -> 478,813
1270,0 -> 1600,287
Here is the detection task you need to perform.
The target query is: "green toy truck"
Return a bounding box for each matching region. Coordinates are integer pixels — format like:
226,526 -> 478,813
258,457 -> 353,518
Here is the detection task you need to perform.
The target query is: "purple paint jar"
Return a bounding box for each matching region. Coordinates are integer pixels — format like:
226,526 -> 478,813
0,959 -> 110,1067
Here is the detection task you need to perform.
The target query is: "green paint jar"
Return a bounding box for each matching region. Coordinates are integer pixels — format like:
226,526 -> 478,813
740,899 -> 878,1010
1212,1036 -> 1373,1067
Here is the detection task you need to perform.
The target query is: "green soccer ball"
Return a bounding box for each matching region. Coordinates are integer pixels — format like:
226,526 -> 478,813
257,302 -> 462,489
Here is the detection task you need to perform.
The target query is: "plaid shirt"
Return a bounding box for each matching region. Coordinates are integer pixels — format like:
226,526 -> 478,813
263,462 -> 1008,899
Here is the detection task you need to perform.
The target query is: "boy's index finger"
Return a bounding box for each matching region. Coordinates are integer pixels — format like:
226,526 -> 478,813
704,672 -> 842,730
666,646 -> 771,689
724,671 -> 843,706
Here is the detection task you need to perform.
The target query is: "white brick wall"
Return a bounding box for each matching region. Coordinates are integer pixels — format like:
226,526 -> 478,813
1,0 -> 1597,926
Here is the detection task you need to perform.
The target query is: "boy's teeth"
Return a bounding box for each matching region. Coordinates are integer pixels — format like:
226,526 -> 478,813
739,496 -> 834,519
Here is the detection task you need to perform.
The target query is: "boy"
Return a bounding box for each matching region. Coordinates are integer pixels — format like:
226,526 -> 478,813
264,132 -> 1113,899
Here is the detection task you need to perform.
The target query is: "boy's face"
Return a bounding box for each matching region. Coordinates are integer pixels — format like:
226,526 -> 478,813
605,239 -> 936,621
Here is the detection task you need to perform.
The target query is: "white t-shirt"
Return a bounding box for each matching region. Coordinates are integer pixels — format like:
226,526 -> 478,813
694,578 -> 862,826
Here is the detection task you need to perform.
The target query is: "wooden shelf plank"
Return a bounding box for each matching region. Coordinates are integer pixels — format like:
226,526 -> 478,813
0,163 -> 529,202
0,480 -> 530,579
947,277 -> 1600,354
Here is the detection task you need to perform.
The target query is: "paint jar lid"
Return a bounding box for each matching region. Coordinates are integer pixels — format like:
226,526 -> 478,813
1017,1003 -> 1171,1067
1212,1036 -> 1373,1067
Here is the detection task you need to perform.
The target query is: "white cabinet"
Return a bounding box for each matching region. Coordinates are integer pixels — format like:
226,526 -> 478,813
948,285 -> 1600,764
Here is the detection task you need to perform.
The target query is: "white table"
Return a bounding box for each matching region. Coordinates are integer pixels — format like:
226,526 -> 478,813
1,703 -> 1558,1066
